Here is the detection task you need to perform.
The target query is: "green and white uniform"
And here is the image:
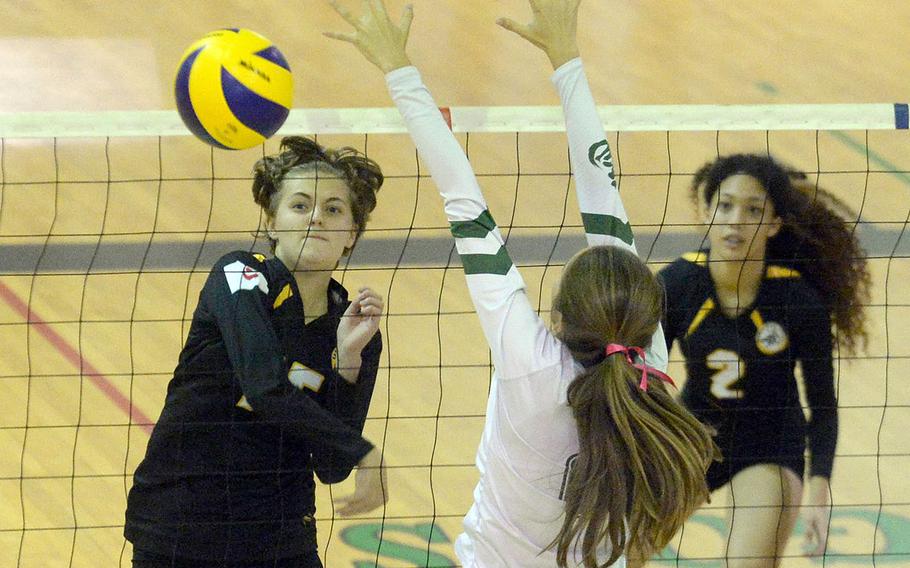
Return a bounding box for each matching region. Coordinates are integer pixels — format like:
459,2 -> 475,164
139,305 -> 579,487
387,58 -> 665,568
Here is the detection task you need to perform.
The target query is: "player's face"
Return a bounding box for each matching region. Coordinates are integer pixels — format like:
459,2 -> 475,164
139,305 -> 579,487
269,172 -> 357,272
704,174 -> 780,263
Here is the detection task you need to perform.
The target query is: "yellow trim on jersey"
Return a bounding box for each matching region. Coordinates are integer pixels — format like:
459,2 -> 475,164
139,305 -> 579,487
686,297 -> 715,338
682,251 -> 708,266
766,265 -> 801,278
750,310 -> 764,329
273,283 -> 293,310
253,253 -> 266,262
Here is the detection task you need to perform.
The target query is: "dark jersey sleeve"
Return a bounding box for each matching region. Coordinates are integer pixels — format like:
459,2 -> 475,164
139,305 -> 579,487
328,332 -> 382,431
201,253 -> 373,474
312,332 -> 382,483
657,261 -> 684,351
794,290 -> 838,478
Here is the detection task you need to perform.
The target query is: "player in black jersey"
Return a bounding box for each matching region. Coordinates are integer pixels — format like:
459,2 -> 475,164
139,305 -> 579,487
125,137 -> 388,568
660,154 -> 870,567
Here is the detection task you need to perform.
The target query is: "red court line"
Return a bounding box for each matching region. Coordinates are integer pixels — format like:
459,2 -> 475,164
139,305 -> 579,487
0,279 -> 155,434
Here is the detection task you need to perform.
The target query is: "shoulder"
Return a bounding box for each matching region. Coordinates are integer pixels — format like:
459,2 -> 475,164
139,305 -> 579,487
210,251 -> 281,295
762,265 -> 831,333
212,250 -> 269,271
764,264 -> 825,306
658,251 -> 709,287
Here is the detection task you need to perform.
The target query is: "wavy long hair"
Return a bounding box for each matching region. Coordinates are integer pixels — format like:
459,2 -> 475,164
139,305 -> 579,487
251,136 -> 383,255
551,246 -> 719,567
692,153 -> 870,354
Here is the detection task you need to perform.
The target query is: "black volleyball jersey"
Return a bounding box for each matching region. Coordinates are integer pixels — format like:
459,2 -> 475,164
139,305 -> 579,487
659,251 -> 837,479
125,250 -> 380,560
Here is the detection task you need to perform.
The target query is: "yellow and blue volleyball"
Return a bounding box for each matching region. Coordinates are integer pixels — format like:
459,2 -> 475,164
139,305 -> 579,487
175,28 -> 293,150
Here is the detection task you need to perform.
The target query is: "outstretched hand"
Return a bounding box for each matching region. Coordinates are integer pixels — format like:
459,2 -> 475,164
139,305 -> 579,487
497,0 -> 582,70
325,0 -> 414,73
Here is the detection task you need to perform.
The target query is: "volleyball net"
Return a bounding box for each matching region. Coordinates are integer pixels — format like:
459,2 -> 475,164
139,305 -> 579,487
0,104 -> 908,567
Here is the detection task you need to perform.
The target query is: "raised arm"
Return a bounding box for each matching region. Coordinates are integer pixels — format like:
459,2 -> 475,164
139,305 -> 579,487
327,1 -> 565,379
498,0 -> 668,370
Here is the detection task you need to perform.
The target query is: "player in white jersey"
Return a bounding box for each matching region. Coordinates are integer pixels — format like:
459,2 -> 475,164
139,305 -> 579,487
327,1 -> 718,566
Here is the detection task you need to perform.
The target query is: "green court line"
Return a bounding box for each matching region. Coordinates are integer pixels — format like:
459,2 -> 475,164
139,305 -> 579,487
829,131 -> 910,189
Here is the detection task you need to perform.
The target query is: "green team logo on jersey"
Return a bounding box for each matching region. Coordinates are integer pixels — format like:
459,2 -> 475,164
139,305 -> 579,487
588,140 -> 616,182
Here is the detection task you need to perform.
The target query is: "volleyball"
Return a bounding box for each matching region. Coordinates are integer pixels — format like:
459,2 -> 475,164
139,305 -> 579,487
175,28 -> 293,150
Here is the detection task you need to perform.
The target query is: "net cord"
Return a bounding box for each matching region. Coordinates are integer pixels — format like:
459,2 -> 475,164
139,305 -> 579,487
0,103 -> 907,138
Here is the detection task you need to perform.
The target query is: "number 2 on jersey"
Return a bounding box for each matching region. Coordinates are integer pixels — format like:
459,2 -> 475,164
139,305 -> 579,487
706,349 -> 745,399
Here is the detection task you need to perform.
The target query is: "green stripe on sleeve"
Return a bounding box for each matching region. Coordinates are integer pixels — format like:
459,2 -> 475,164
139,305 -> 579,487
460,246 -> 514,276
450,209 -> 497,239
580,213 -> 635,245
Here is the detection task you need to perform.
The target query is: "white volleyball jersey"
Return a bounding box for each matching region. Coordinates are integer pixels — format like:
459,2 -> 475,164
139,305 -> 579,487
386,59 -> 666,568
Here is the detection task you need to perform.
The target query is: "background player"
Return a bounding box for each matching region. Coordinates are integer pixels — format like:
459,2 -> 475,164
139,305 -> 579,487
125,137 -> 388,568
660,154 -> 870,567
326,1 -> 717,566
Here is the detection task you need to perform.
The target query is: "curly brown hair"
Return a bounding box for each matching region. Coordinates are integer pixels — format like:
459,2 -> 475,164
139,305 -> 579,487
692,154 -> 870,354
251,136 -> 383,255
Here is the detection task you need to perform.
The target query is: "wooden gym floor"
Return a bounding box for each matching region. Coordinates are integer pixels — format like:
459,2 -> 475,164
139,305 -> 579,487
0,1 -> 908,566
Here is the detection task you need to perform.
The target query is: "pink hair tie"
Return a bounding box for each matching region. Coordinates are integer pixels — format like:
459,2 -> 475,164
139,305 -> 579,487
605,343 -> 676,391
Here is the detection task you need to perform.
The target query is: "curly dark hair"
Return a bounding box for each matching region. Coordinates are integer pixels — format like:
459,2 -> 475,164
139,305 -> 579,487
251,136 -> 383,255
691,154 -> 870,354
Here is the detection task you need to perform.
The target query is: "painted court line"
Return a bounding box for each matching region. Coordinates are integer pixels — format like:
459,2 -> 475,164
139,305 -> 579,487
0,279 -> 154,434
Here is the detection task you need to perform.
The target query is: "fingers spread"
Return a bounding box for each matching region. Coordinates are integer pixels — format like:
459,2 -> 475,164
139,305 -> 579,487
496,18 -> 537,44
369,0 -> 387,20
496,18 -> 521,34
399,4 -> 414,34
323,31 -> 356,43
329,0 -> 359,27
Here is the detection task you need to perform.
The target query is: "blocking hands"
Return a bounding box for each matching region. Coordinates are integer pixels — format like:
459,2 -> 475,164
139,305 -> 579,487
325,0 -> 414,73
497,0 -> 582,70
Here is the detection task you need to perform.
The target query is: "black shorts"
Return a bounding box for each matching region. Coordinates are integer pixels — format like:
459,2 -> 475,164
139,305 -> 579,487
697,406 -> 807,492
706,454 -> 805,492
132,548 -> 323,568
